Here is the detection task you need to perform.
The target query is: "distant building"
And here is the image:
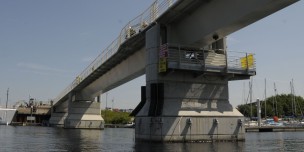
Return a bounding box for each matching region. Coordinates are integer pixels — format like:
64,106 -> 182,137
13,98 -> 51,125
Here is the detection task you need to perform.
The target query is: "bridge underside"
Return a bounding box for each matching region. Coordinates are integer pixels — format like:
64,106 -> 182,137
160,0 -> 298,46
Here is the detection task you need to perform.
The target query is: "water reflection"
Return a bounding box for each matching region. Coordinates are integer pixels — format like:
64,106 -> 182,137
54,128 -> 103,151
245,132 -> 304,152
135,141 -> 245,152
1,126 -> 304,151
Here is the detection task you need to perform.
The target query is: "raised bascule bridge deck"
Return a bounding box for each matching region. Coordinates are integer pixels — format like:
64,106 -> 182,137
50,0 -> 299,142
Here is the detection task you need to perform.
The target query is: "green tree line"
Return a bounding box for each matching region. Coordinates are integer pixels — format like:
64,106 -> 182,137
237,94 -> 304,118
101,110 -> 133,124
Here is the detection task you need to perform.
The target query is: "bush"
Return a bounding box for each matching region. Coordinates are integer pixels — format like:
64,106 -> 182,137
101,110 -> 133,124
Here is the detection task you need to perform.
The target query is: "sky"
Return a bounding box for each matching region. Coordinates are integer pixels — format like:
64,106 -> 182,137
0,0 -> 303,109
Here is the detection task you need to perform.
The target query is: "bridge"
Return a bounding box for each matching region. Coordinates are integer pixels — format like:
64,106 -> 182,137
49,0 -> 299,142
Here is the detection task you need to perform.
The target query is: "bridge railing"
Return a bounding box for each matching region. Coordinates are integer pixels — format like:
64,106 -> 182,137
226,51 -> 256,74
165,44 -> 256,74
55,0 -> 179,103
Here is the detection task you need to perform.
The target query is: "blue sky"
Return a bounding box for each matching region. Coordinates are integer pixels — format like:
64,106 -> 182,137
0,1 -> 303,109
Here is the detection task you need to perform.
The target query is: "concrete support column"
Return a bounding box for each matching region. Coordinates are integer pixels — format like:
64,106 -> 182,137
49,97 -> 68,127
64,101 -> 104,129
53,92 -> 104,129
135,24 -> 245,142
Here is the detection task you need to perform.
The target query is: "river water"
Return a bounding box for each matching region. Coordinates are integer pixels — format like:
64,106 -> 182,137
0,125 -> 303,152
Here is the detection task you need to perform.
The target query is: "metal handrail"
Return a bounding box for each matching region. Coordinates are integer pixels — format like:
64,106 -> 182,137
165,44 -> 256,72
55,0 -> 179,102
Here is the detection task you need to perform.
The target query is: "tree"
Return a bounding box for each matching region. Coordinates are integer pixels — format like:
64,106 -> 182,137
236,94 -> 304,118
101,110 -> 133,124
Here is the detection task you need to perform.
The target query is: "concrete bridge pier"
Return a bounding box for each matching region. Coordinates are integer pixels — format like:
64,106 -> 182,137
135,24 -> 245,142
64,92 -> 104,129
49,99 -> 68,127
50,92 -> 104,129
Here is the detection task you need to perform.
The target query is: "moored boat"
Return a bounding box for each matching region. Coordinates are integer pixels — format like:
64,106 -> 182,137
264,118 -> 284,126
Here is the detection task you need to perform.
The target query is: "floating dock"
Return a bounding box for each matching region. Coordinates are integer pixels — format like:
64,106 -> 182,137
245,126 -> 304,132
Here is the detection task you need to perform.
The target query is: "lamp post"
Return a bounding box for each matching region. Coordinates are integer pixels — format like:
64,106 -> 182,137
6,88 -> 9,108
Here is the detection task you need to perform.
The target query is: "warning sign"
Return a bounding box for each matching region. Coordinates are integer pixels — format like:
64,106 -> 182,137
241,54 -> 254,69
159,57 -> 167,73
159,44 -> 168,73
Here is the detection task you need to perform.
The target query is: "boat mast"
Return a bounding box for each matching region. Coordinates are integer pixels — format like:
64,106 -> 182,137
291,79 -> 297,115
242,82 -> 245,105
6,88 -> 9,108
274,83 -> 278,116
4,88 -> 9,124
290,80 -> 294,116
249,78 -> 253,118
290,79 -> 298,116
264,78 -> 267,118
292,79 -> 304,117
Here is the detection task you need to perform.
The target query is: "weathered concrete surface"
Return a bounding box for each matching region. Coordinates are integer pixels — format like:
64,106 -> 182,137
136,116 -> 244,142
49,99 -> 68,127
64,101 -> 104,129
49,112 -> 67,127
50,94 -> 104,129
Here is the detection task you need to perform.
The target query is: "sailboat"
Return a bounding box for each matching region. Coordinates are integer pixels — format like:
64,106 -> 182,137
0,88 -> 17,125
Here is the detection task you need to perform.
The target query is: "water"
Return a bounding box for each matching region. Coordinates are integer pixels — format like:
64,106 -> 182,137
1,125 -> 304,152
